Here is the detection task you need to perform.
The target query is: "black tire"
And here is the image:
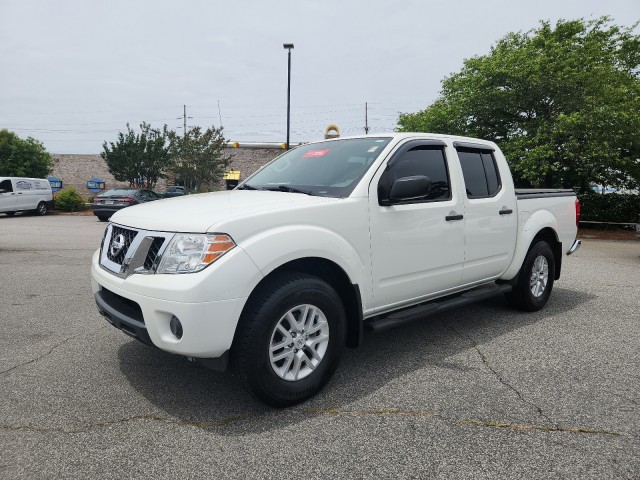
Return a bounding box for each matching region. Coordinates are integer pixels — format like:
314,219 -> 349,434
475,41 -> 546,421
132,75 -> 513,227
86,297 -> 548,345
35,202 -> 47,216
5,211 -> 15,216
97,215 -> 109,222
232,272 -> 346,407
506,240 -> 555,311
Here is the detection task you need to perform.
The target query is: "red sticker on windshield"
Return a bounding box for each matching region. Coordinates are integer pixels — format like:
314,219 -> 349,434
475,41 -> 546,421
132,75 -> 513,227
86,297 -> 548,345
303,149 -> 330,158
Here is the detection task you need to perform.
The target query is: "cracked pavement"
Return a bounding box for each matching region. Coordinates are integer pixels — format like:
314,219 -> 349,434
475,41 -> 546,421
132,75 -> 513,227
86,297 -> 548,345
1,215 -> 638,479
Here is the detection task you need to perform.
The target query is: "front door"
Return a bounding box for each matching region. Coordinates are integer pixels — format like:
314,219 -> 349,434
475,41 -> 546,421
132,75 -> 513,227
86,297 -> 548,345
369,140 -> 465,312
0,179 -> 17,212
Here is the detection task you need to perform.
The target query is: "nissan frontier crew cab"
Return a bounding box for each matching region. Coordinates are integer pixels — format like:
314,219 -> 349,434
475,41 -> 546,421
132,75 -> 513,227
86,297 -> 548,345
91,133 -> 581,406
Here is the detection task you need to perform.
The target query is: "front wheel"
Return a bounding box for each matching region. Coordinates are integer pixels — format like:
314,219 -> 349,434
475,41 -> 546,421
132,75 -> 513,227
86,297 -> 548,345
233,272 -> 346,407
506,240 -> 555,311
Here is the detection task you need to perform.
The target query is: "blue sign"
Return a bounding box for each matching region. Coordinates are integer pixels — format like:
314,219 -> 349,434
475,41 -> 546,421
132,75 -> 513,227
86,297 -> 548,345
86,177 -> 106,194
48,176 -> 63,192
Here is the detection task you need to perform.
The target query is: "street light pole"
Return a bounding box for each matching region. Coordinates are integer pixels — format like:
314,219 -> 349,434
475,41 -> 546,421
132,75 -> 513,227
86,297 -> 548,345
283,43 -> 294,150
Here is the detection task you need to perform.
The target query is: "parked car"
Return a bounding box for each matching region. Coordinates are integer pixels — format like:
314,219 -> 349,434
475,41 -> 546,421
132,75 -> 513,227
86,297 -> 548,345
0,177 -> 53,216
163,186 -> 189,198
91,133 -> 581,406
92,188 -> 161,222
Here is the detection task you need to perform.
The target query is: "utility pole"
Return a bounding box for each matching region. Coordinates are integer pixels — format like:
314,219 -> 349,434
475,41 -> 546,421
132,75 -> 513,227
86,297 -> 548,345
183,104 -> 187,138
217,100 -> 223,127
179,105 -> 193,138
364,102 -> 370,134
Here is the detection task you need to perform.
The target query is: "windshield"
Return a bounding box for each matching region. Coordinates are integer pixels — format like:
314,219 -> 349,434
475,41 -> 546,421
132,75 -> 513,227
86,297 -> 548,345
241,137 -> 392,197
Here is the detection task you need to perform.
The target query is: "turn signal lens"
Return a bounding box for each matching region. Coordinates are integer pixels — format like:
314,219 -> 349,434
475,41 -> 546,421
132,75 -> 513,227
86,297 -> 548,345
203,236 -> 236,263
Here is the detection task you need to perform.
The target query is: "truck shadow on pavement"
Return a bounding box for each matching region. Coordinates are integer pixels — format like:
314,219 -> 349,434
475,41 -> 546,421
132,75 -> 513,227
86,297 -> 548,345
117,286 -> 595,435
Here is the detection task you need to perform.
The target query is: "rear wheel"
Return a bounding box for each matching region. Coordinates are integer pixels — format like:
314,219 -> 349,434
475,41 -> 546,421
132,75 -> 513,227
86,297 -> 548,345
233,272 -> 346,407
97,215 -> 109,222
35,202 -> 47,215
506,240 -> 555,311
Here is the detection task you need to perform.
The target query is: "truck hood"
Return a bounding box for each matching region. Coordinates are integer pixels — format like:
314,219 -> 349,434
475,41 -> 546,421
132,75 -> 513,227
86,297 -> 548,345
110,190 -> 339,232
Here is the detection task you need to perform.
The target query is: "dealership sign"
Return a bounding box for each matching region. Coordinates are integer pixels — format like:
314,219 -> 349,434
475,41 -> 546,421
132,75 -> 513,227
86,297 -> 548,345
86,177 -> 105,194
48,176 -> 63,192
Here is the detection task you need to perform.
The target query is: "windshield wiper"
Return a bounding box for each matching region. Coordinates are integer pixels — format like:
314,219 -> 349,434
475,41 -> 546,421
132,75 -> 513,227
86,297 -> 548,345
236,183 -> 263,190
265,185 -> 315,196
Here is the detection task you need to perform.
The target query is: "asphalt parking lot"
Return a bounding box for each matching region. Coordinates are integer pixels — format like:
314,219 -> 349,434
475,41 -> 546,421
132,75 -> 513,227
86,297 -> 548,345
1,214 -> 638,479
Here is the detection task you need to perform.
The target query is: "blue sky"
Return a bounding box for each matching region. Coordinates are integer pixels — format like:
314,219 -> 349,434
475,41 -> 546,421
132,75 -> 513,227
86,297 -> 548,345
1,0 -> 638,153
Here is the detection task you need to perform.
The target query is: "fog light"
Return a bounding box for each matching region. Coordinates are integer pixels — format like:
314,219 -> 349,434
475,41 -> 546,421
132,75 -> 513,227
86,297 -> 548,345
169,316 -> 183,339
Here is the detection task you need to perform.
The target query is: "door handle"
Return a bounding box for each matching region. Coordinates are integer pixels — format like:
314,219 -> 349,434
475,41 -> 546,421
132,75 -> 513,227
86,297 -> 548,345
499,209 -> 513,215
445,214 -> 464,221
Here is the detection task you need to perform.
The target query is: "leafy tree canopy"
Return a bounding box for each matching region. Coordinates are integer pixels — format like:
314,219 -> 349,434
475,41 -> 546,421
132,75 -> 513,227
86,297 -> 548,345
0,129 -> 53,178
167,126 -> 231,192
397,17 -> 640,191
101,123 -> 170,189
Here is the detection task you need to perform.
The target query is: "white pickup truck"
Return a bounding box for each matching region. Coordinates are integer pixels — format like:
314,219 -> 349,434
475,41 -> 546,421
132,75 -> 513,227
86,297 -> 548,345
91,133 -> 581,406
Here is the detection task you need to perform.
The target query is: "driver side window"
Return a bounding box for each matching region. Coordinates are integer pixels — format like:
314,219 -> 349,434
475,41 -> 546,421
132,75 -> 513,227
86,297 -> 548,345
385,146 -> 451,202
0,179 -> 13,193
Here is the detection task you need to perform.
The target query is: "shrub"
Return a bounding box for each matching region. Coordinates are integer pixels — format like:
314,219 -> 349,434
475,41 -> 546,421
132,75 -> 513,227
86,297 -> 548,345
87,195 -> 94,204
55,187 -> 85,212
578,192 -> 640,224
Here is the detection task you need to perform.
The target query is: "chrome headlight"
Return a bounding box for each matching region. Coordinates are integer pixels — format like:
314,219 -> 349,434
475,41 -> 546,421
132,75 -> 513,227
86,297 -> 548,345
156,234 -> 235,274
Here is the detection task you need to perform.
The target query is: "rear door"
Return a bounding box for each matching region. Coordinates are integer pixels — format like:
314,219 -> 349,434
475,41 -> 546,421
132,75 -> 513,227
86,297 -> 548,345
369,140 -> 465,311
454,143 -> 517,284
0,179 -> 17,212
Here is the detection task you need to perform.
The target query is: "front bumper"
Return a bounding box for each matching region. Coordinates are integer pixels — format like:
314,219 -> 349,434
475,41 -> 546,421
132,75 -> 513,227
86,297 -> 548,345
95,287 -> 153,345
91,246 -> 262,358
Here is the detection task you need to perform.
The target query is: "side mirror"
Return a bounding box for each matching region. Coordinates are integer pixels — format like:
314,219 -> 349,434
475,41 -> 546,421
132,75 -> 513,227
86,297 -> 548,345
389,175 -> 431,203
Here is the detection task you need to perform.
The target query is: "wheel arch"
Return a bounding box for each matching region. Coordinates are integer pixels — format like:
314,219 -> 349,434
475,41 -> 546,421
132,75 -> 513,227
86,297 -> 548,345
531,227 -> 562,280
501,211 -> 563,282
238,257 -> 363,349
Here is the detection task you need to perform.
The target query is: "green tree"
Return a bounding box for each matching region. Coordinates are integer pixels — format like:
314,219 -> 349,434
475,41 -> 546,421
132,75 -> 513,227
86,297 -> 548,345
167,126 -> 231,192
101,123 -> 170,189
0,129 -> 53,178
397,17 -> 640,191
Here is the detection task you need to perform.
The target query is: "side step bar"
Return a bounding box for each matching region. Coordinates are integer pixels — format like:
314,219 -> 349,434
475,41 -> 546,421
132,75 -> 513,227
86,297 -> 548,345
366,283 -> 513,333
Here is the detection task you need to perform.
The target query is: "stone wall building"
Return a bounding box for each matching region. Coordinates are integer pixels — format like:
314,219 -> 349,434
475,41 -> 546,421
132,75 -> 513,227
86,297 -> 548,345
51,146 -> 283,200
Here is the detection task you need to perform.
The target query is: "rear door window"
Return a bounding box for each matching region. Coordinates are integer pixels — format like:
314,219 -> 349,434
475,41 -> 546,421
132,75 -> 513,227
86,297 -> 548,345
457,150 -> 501,198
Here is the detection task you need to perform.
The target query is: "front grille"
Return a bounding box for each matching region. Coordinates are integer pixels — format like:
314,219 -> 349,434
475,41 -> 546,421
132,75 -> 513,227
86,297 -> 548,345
100,225 -> 171,276
144,237 -> 165,270
106,226 -> 137,265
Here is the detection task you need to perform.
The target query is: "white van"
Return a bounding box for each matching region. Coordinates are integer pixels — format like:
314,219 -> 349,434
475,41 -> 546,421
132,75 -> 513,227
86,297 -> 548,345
0,177 -> 53,216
